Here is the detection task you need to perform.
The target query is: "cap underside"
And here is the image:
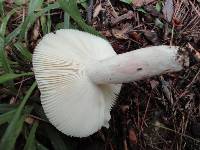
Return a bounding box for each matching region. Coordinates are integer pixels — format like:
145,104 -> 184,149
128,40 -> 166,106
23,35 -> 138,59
32,29 -> 121,137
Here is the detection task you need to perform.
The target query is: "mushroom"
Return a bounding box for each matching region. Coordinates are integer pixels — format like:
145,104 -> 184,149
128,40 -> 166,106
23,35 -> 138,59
32,29 -> 189,137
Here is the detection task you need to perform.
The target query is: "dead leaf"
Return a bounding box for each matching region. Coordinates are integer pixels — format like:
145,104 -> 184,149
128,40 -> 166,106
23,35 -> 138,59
112,24 -> 132,39
143,30 -> 161,45
99,30 -> 112,37
111,11 -> 135,26
25,117 -> 35,125
93,3 -> 103,18
160,76 -> 173,104
188,43 -> 200,62
5,0 -> 14,4
129,31 -> 142,43
132,0 -> 156,7
32,19 -> 40,41
150,80 -> 159,89
162,0 -> 174,22
128,128 -> 137,144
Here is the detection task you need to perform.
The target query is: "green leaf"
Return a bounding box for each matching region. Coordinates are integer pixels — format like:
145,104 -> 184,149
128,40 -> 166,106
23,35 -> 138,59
28,0 -> 44,15
0,82 -> 37,150
120,0 -> 132,4
137,8 -> 147,14
23,121 -> 39,150
58,0 -> 101,36
14,42 -> 32,61
156,1 -> 162,12
155,18 -> 164,28
0,72 -> 33,84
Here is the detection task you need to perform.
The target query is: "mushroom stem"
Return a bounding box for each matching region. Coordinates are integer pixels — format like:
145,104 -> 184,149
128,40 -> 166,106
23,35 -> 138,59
87,45 -> 189,84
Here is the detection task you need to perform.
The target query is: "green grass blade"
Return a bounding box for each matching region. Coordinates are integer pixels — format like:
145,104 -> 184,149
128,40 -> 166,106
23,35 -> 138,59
20,3 -> 59,41
36,141 -> 48,150
0,115 -> 25,150
0,9 -> 16,37
47,11 -> 51,33
0,82 -> 37,150
45,126 -> 68,150
14,42 -> 32,61
5,24 -> 22,45
0,1 -> 4,17
58,0 -> 101,36
0,110 -> 16,125
0,36 -> 12,73
28,0 -> 44,15
64,12 -> 70,29
40,12 -> 51,34
0,72 -> 33,84
0,104 -> 17,113
23,121 -> 39,150
40,16 -> 47,34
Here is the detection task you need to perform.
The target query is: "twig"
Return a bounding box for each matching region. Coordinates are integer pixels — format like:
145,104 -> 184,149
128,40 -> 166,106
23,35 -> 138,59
141,93 -> 152,130
152,123 -> 200,143
187,43 -> 200,62
179,69 -> 200,98
189,1 -> 200,17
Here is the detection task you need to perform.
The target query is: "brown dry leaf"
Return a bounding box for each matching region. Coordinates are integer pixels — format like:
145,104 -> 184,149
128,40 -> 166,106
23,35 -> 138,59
150,80 -> 159,89
128,128 -> 137,144
32,19 -> 40,41
132,0 -> 156,7
25,117 -> 35,125
5,0 -> 14,4
9,97 -> 16,104
99,30 -> 112,37
143,30 -> 161,45
93,3 -> 103,18
111,11 -> 135,26
112,24 -> 132,39
188,43 -> 200,62
129,31 -> 143,43
162,0 -> 174,22
160,76 -> 173,105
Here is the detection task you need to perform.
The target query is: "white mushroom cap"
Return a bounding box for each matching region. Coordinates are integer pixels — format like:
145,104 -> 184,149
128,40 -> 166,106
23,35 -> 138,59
32,29 -> 121,137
